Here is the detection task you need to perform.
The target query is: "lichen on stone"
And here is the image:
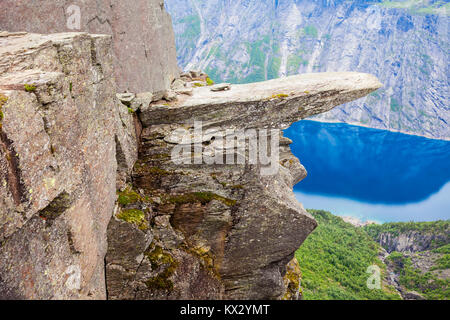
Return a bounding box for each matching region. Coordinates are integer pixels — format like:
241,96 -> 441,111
116,208 -> 148,231
181,243 -> 219,278
269,93 -> 289,100
282,258 -> 302,300
24,84 -> 36,92
144,244 -> 178,291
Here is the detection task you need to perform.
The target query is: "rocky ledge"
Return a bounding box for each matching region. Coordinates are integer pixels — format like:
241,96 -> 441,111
0,31 -> 381,300
107,72 -> 381,299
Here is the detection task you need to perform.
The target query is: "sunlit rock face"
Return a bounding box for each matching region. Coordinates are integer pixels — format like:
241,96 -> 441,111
0,31 -> 137,299
0,0 -> 180,93
166,0 -> 449,140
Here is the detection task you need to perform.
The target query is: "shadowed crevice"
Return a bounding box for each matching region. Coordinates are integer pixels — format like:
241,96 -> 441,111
0,130 -> 26,206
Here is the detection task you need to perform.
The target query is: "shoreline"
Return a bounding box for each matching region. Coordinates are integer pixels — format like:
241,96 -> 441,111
305,118 -> 450,142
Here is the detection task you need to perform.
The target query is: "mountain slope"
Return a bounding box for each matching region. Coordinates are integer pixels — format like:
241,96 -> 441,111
365,221 -> 450,299
296,210 -> 400,300
296,210 -> 449,300
166,0 -> 449,139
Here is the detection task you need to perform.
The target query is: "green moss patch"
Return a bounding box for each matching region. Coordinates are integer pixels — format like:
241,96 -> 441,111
116,209 -> 148,231
117,187 -> 142,206
24,84 -> 36,92
144,244 -> 178,291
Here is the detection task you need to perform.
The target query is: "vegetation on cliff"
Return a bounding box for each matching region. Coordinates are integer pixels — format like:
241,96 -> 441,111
297,210 -> 449,300
296,210 -> 400,300
364,220 -> 449,239
387,251 -> 449,300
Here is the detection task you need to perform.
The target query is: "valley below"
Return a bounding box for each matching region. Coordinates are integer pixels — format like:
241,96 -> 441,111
297,210 -> 449,300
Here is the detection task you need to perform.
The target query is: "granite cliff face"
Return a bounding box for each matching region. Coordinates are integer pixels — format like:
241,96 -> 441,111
166,0 -> 449,140
0,31 -> 137,299
0,0 -> 179,93
0,1 -> 382,300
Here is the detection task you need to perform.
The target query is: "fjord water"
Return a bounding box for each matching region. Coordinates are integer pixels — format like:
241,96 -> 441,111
285,120 -> 450,223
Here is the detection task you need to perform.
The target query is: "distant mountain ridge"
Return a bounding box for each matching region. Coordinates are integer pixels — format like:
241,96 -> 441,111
166,0 -> 449,139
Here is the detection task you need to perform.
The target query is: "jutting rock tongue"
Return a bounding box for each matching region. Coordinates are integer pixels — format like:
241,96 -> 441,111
106,72 -> 382,300
0,0 -> 179,93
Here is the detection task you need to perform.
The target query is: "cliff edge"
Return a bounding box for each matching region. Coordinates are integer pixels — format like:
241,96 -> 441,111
0,3 -> 382,300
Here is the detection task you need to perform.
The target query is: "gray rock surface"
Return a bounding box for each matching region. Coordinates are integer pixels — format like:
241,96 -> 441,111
377,230 -> 449,253
0,31 -> 137,299
0,0 -> 180,93
0,6 -> 383,299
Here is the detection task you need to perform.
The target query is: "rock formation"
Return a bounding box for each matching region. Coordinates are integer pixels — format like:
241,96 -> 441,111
0,0 -> 179,93
378,230 -> 449,254
106,71 -> 381,300
0,31 -> 137,299
0,3 -> 382,300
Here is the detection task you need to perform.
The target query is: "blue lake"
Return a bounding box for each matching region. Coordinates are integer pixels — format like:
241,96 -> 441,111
284,120 -> 450,223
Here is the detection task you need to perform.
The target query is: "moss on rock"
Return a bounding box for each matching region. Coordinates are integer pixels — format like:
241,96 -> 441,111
116,209 -> 148,231
117,187 -> 142,206
144,244 -> 179,291
282,258 -> 302,300
270,93 -> 289,100
0,93 -> 7,130
24,84 -> 36,92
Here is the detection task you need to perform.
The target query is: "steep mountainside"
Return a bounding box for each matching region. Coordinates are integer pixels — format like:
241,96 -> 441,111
166,0 -> 449,139
296,210 -> 400,300
365,221 -> 450,299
